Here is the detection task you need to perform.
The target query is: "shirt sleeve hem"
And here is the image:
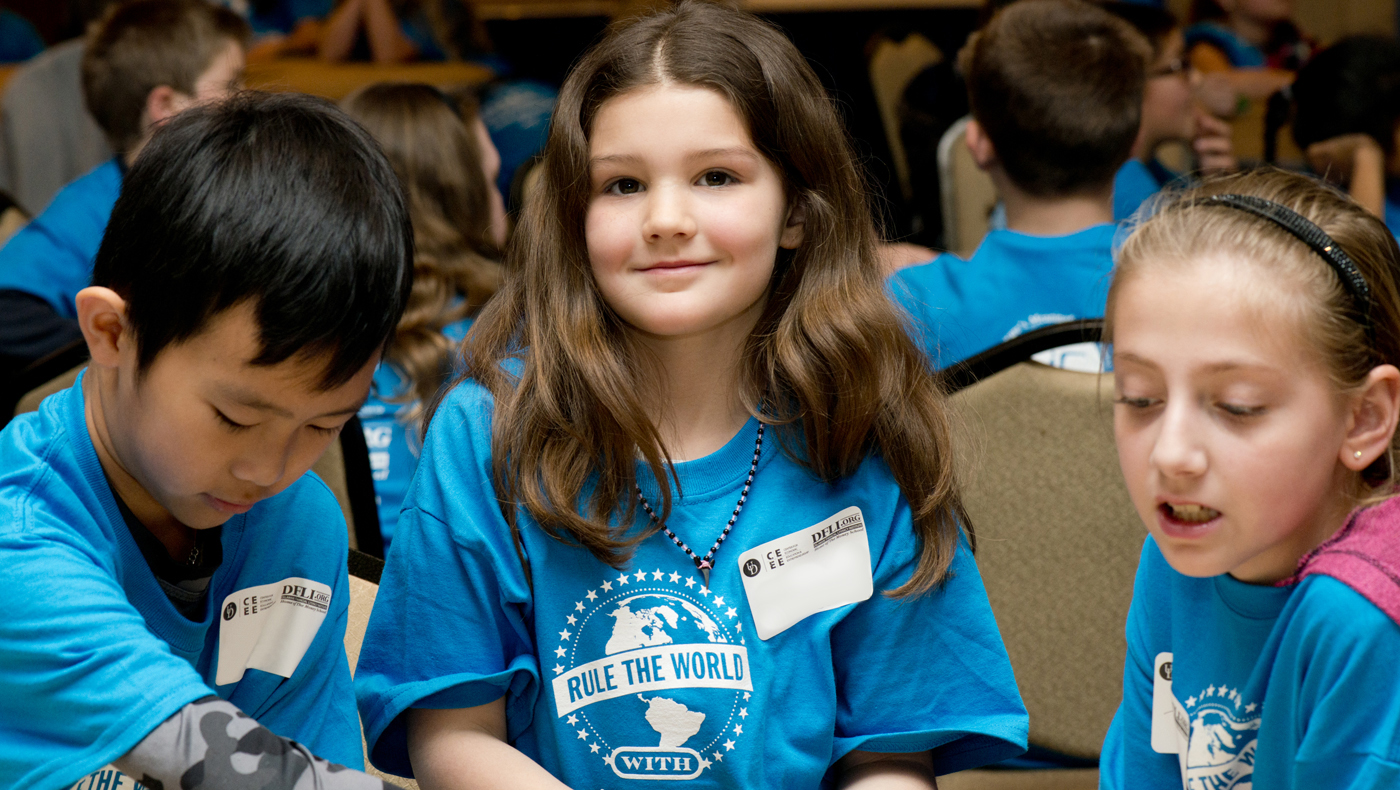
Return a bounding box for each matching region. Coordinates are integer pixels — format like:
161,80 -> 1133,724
832,720 -> 1029,775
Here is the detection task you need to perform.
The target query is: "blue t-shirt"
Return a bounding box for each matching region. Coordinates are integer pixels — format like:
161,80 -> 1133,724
889,224 -> 1117,368
0,376 -> 364,787
1183,22 -> 1266,68
0,157 -> 121,318
357,318 -> 470,548
1384,181 -> 1400,247
1113,159 -> 1179,223
1100,537 -> 1400,789
244,0 -> 334,36
356,377 -> 1029,785
0,10 -> 44,63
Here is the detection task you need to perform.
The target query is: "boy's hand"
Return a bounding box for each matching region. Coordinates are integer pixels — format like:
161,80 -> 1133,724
1192,109 -> 1236,176
1306,133 -> 1386,218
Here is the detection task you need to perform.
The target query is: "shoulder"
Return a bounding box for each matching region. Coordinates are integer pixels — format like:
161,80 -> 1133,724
247,471 -> 350,554
888,251 -> 967,310
0,387 -> 83,537
1285,575 -> 1400,651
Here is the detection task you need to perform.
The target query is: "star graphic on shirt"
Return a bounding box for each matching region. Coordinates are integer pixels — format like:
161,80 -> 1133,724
700,586 -> 712,597
713,595 -> 725,606
734,725 -> 743,735
739,708 -> 748,719
554,664 -> 564,675
575,601 -> 585,612
634,570 -> 648,582
699,757 -> 713,770
601,580 -> 613,592
735,622 -> 743,633
685,577 -> 696,588
743,692 -> 751,701
567,615 -> 578,626
724,740 -> 736,751
589,743 -> 600,754
713,752 -> 724,762
1186,696 -> 1197,707
603,754 -> 615,767
555,646 -> 567,658
1206,685 -> 1216,697
617,573 -> 630,586
577,729 -> 589,740
726,607 -> 738,619
652,569 -> 664,580
670,571 -> 682,583
567,714 -> 579,725
559,629 -> 572,640
1245,702 -> 1257,713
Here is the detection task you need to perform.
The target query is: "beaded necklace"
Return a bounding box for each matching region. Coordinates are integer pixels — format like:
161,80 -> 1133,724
635,422 -> 763,588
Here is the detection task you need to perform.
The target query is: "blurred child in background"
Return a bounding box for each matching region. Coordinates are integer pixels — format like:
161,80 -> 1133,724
342,82 -> 505,550
0,0 -> 248,379
1184,0 -> 1313,100
1106,1 -> 1236,221
892,0 -> 1148,370
1291,35 -> 1400,243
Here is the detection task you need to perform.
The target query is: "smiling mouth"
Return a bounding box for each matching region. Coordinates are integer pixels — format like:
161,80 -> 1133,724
1160,502 -> 1221,523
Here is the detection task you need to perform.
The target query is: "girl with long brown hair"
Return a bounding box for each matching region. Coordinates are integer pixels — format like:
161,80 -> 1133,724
356,4 -> 1027,787
342,82 -> 504,548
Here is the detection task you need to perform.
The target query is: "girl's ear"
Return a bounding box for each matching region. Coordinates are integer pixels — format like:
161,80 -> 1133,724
75,286 -> 132,369
1342,363 -> 1400,472
780,195 -> 806,250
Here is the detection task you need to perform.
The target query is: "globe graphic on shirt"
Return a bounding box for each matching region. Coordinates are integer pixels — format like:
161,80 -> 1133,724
603,593 -> 729,655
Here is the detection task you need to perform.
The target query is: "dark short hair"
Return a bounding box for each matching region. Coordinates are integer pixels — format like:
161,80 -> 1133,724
92,91 -> 414,389
962,0 -> 1150,196
1293,36 -> 1400,157
82,0 -> 250,154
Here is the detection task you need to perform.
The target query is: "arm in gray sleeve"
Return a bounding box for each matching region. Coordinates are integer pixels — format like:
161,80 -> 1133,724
113,696 -> 402,790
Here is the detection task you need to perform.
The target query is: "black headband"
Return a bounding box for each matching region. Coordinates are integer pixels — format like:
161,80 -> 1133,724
1199,194 -> 1372,334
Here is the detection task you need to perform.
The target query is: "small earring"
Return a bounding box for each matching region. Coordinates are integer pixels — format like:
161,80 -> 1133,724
1354,450 -> 1364,460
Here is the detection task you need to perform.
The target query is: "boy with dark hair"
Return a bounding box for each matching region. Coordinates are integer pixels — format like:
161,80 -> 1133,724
892,0 -> 1150,368
0,92 -> 411,788
0,0 -> 248,378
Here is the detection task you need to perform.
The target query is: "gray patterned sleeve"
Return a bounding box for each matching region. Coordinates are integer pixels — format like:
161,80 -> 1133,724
113,696 -> 402,790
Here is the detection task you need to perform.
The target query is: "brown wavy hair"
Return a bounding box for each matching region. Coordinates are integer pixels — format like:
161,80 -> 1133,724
439,0 -> 968,596
1109,169 -> 1400,496
343,83 -> 503,412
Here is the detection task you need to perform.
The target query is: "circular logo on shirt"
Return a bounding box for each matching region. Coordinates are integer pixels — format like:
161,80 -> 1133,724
742,559 -> 761,578
223,602 -> 237,621
550,568 -> 754,782
1159,660 -> 1172,682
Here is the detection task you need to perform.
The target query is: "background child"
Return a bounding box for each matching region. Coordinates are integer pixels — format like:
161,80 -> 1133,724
0,0 -> 248,380
1291,35 -> 1400,242
891,0 -> 1148,370
355,2 -> 1027,787
1100,170 -> 1400,787
1105,1 -> 1237,221
341,82 -> 505,549
1184,0 -> 1313,99
0,92 -> 413,787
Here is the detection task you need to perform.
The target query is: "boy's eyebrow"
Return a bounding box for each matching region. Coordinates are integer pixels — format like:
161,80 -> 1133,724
216,386 -> 364,419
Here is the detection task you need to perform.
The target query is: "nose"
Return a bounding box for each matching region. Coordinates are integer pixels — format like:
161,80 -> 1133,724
641,182 -> 697,241
230,438 -> 290,489
1149,400 -> 1208,479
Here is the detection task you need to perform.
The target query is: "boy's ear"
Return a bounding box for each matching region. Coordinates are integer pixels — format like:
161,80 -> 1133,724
75,286 -> 132,369
144,84 -> 190,132
780,195 -> 806,250
964,119 -> 998,171
1342,363 -> 1400,472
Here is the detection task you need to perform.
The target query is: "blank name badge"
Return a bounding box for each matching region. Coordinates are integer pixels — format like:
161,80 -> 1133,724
737,506 -> 873,640
216,577 -> 332,686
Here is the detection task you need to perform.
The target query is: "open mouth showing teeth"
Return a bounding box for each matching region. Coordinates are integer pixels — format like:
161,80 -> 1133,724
1161,503 -> 1221,523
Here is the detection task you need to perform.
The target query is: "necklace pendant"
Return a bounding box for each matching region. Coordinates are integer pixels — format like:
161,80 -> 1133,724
700,566 -> 711,588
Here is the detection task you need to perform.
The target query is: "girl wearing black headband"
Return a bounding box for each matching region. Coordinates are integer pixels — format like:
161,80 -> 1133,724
1100,169 -> 1400,788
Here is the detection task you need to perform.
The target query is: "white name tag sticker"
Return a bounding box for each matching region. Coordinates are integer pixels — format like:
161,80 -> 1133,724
216,577 -> 332,686
736,506 -> 873,640
1151,651 -> 1191,785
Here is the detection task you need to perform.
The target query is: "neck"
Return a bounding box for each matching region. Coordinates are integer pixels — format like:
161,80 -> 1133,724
1130,128 -> 1160,163
1229,13 -> 1272,47
636,315 -> 757,463
993,168 -> 1114,236
84,368 -> 195,561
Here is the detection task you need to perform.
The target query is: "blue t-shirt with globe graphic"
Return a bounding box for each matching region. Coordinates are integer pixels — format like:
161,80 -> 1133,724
1100,537 -> 1400,790
355,377 -> 1028,787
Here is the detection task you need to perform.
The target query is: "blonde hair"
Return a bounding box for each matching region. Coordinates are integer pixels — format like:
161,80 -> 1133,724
1109,169 -> 1400,492
342,83 -> 503,413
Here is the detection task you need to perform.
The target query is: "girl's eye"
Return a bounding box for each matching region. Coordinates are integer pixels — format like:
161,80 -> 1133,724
1218,403 -> 1266,418
605,178 -> 642,195
1113,396 -> 1157,409
308,423 -> 342,437
700,170 -> 734,187
214,409 -> 252,432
